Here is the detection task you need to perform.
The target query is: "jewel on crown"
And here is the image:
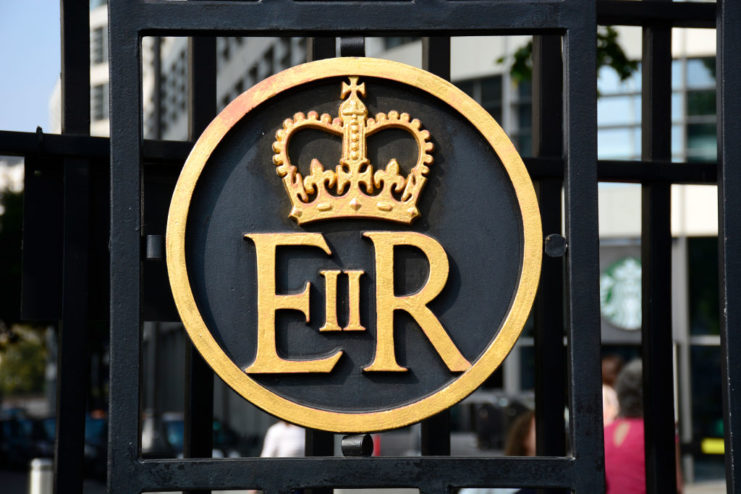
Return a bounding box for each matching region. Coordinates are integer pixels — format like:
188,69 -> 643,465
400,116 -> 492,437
272,77 -> 434,224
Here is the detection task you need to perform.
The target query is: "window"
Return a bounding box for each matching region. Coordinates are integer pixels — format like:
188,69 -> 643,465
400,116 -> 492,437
91,27 -> 106,65
91,83 -> 108,122
687,58 -> 716,88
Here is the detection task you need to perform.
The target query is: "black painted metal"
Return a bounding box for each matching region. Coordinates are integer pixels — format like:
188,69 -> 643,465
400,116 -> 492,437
22,156 -> 63,322
308,37 -> 336,61
183,39 -> 216,483
305,429 -> 334,494
340,37 -> 365,57
597,1 -> 715,28
55,1 -> 91,493
717,1 -> 741,492
641,12 -> 678,494
421,412 -> 451,456
532,34 -> 568,494
420,34 -> 452,459
562,1 -> 605,492
341,435 -> 374,457
131,1 -> 566,34
107,9 -> 143,493
303,34 -> 341,467
136,456 -> 577,492
422,37 -> 451,82
0,130 -> 721,184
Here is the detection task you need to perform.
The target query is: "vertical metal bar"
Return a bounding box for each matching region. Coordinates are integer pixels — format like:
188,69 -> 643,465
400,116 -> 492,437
420,35 -> 452,456
717,0 -> 741,492
673,236 -> 695,482
305,430 -> 334,494
641,12 -> 677,494
563,3 -> 604,492
302,32 -> 344,474
305,429 -> 334,457
339,37 -> 365,57
307,37 -> 336,61
55,0 -> 91,492
107,7 -> 144,494
422,37 -> 451,81
184,37 -> 216,481
532,33 -> 567,494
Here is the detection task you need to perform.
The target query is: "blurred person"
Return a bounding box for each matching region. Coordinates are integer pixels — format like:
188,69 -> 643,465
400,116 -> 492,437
602,354 -> 624,426
604,359 -> 682,494
260,420 -> 305,457
504,410 -> 535,457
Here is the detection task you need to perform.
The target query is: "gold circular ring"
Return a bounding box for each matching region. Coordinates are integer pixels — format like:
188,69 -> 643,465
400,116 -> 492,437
166,57 -> 542,432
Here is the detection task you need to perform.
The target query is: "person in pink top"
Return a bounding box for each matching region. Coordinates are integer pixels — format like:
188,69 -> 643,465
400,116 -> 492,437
604,359 -> 645,493
604,360 -> 682,494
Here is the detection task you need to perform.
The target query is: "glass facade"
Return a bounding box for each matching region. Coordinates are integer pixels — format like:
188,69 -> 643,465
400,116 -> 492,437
596,57 -> 717,163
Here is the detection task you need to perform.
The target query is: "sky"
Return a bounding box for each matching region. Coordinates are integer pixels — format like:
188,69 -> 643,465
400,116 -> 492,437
0,1 -> 61,133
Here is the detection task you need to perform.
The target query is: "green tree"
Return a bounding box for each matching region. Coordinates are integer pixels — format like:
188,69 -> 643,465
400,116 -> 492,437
500,26 -> 639,86
0,327 -> 47,396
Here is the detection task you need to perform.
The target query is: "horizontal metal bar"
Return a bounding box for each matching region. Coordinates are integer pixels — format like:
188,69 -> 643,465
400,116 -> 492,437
112,0 -> 715,36
0,139 -> 717,186
0,130 -> 191,163
597,1 -> 715,28
0,131 -> 716,183
596,160 -> 716,184
526,158 -> 716,184
0,130 -> 108,159
136,457 -> 575,492
131,0 -> 567,35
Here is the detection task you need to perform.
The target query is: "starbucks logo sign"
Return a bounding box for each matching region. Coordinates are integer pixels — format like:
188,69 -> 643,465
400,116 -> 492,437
600,257 -> 641,331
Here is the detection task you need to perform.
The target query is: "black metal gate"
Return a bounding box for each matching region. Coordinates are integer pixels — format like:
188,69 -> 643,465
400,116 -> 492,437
2,0 -> 741,493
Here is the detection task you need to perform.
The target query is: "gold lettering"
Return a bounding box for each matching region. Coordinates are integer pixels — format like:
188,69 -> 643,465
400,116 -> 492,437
363,232 -> 471,373
320,270 -> 365,332
243,233 -> 342,373
320,270 -> 342,332
344,270 -> 365,331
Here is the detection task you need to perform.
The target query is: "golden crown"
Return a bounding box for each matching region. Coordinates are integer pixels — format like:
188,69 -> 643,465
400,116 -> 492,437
272,77 -> 434,224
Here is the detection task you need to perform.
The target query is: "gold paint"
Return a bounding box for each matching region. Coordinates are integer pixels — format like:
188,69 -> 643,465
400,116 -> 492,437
319,270 -> 342,332
363,232 -> 470,373
272,77 -> 433,224
166,57 -> 543,432
320,269 -> 365,332
243,233 -> 342,374
344,270 -> 365,332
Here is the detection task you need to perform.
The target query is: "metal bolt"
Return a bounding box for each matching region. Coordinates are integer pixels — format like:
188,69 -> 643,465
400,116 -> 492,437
146,234 -> 164,261
544,234 -> 567,258
341,434 -> 374,457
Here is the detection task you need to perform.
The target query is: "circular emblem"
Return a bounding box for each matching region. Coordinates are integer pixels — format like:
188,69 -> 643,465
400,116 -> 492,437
600,257 -> 642,331
166,58 -> 541,432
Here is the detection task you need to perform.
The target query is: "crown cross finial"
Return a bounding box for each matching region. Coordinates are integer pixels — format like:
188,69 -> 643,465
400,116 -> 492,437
341,77 -> 366,99
272,77 -> 434,224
